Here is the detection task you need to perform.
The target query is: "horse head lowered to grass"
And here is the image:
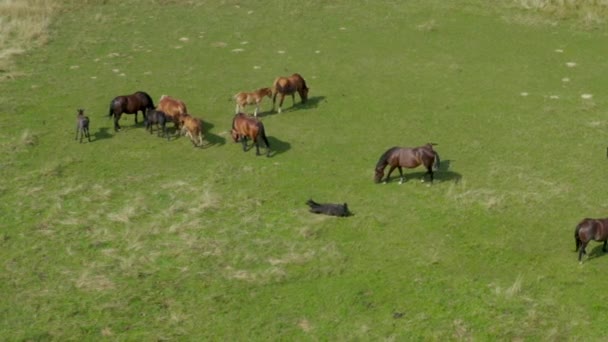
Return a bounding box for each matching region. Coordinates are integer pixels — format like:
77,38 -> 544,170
374,143 -> 440,184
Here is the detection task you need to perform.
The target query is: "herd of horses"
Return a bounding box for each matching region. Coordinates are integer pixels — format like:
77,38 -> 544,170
81,72 -> 607,263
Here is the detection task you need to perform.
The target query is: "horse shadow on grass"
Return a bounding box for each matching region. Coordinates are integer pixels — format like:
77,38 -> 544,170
584,245 -> 608,261
386,159 -> 461,184
201,121 -> 226,148
258,96 -> 326,117
92,127 -> 113,141
267,135 -> 291,157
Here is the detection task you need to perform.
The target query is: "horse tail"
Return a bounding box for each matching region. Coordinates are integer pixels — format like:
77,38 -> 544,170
108,99 -> 115,117
258,122 -> 270,148
433,152 -> 441,171
575,223 -> 582,252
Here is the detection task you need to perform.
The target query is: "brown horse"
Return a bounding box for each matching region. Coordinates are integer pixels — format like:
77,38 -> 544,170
108,91 -> 155,131
272,73 -> 309,113
234,87 -> 273,117
575,218 -> 608,262
75,109 -> 90,143
231,113 -> 270,157
374,143 -> 440,184
179,113 -> 204,147
157,95 -> 188,131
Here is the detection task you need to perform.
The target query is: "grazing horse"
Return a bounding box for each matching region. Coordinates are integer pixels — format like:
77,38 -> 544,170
179,113 -> 204,147
231,113 -> 270,157
144,109 -> 169,140
374,143 -> 440,184
306,199 -> 351,217
108,91 -> 155,131
575,218 -> 608,262
75,109 -> 91,143
234,87 -> 273,117
157,95 -> 188,131
272,73 -> 309,113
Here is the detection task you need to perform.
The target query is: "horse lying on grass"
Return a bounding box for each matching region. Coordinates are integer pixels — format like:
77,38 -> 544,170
306,199 -> 351,217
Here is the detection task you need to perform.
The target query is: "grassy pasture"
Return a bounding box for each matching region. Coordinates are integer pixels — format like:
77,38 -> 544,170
2,0 -> 608,339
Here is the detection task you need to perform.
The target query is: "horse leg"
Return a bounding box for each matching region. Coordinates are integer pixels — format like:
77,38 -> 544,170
579,241 -> 588,262
235,103 -> 240,114
241,136 -> 248,151
255,139 -> 261,155
397,167 -> 405,184
254,104 -> 259,117
603,240 -> 607,252
291,93 -> 295,107
278,94 -> 286,114
385,166 -> 397,183
86,128 -> 91,142
114,114 -> 121,131
425,165 -> 434,183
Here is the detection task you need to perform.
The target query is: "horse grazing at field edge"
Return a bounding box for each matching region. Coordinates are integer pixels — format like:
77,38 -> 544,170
575,218 -> 608,262
374,143 -> 440,184
75,109 -> 91,143
231,113 -> 270,157
179,113 -> 204,147
234,87 -> 273,117
145,109 -> 169,140
272,73 -> 309,113
158,95 -> 188,131
108,91 -> 155,131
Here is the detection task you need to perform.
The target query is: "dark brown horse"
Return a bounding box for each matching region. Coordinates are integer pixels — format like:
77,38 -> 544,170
575,218 -> 608,262
108,91 -> 155,131
75,109 -> 90,143
272,73 -> 309,113
231,113 -> 270,156
374,143 -> 440,184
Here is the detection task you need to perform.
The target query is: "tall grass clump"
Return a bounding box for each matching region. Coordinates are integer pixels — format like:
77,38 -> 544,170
0,0 -> 55,79
513,0 -> 608,28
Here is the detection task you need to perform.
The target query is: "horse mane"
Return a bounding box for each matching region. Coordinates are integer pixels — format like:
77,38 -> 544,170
376,147 -> 400,168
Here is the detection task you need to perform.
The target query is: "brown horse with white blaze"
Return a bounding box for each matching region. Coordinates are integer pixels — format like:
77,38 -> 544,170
374,143 -> 440,184
272,73 -> 309,113
231,113 -> 270,157
234,87 -> 273,117
575,218 -> 608,262
157,95 -> 188,131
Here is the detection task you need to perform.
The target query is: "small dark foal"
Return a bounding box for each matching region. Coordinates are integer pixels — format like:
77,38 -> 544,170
306,199 -> 351,217
145,109 -> 169,140
75,109 -> 91,143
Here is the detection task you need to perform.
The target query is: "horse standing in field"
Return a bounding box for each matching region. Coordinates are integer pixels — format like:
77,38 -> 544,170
145,109 -> 169,140
574,218 -> 608,262
75,109 -> 91,143
272,73 -> 309,113
374,143 -> 440,184
231,113 -> 270,157
234,87 -> 273,117
157,95 -> 188,131
179,113 -> 204,147
108,91 -> 155,131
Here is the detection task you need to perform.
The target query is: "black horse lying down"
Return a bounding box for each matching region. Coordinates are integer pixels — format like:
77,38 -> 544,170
306,199 -> 351,217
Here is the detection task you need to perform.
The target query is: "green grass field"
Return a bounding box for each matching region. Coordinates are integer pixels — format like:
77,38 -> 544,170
3,0 -> 608,339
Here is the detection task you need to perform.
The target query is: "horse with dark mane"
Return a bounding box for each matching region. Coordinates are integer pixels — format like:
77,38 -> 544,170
75,109 -> 90,143
234,87 -> 273,117
575,218 -> 608,262
145,109 -> 169,140
108,91 -> 155,131
231,113 -> 270,157
306,199 -> 351,217
374,143 -> 440,184
272,73 -> 309,113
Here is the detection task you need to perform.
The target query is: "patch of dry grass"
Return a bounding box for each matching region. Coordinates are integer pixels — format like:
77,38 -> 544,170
510,0 -> 608,28
0,0 -> 56,80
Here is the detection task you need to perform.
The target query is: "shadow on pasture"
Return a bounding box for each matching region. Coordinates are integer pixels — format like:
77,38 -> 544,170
92,127 -> 113,141
258,95 -> 326,117
586,245 -> 608,261
299,95 -> 325,110
202,121 -> 226,148
267,135 -> 291,157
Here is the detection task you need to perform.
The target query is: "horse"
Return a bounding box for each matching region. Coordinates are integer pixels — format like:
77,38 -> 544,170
75,109 -> 91,143
306,199 -> 351,217
272,73 -> 309,113
374,143 -> 440,184
157,95 -> 188,131
179,113 -> 204,147
234,87 -> 273,117
231,112 -> 270,157
574,218 -> 608,262
108,91 -> 155,131
144,109 -> 169,140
